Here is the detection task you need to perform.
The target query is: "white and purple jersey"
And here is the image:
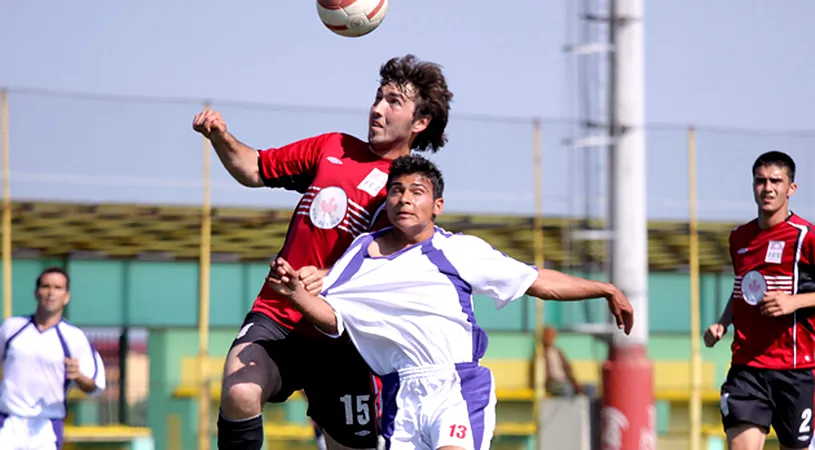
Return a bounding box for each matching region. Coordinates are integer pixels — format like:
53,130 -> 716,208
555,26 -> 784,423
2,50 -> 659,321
0,316 -> 106,449
318,226 -> 538,449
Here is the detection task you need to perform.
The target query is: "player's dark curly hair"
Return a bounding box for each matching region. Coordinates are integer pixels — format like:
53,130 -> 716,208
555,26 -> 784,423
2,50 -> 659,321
753,151 -> 796,182
387,155 -> 445,199
379,55 -> 453,153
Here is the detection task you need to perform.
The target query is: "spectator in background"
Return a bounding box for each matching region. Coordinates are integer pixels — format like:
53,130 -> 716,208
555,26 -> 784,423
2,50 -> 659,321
543,326 -> 584,397
0,267 -> 106,449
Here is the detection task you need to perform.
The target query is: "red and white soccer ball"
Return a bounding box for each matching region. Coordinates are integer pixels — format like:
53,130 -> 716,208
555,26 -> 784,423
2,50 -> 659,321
316,0 -> 389,38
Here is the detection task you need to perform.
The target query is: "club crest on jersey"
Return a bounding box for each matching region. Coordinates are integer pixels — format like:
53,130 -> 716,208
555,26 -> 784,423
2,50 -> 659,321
741,270 -> 767,306
309,186 -> 348,230
765,240 -> 785,264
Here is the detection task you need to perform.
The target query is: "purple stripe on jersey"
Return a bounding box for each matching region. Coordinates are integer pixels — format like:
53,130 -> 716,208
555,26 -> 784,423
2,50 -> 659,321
54,324 -> 71,359
321,234 -> 375,296
455,362 -> 493,450
0,413 -> 6,428
54,324 -> 72,410
424,243 -> 489,361
63,319 -> 99,384
379,372 -> 401,450
51,419 -> 64,449
3,318 -> 32,361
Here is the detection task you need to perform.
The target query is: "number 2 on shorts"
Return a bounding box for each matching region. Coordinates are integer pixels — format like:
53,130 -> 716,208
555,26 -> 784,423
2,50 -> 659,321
800,408 -> 812,434
340,394 -> 371,426
449,424 -> 468,439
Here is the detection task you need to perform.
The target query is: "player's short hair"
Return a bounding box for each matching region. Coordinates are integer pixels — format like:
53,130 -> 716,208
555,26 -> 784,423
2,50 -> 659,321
387,155 -> 445,199
36,267 -> 70,291
379,55 -> 453,154
753,151 -> 796,182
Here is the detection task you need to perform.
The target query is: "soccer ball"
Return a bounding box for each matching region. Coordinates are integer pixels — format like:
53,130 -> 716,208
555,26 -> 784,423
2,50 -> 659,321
316,0 -> 389,38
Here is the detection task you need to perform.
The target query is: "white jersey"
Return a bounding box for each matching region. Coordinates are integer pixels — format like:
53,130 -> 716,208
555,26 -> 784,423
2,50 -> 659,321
320,226 -> 539,376
0,316 -> 106,419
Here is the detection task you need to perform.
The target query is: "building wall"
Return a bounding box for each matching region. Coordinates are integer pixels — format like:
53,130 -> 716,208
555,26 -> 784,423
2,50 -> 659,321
3,257 -> 733,334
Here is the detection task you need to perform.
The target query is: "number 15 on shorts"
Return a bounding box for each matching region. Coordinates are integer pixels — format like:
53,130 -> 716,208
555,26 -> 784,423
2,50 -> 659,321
340,394 -> 370,426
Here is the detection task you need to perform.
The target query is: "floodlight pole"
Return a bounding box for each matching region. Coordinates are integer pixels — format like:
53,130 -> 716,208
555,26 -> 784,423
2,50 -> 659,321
600,0 -> 655,449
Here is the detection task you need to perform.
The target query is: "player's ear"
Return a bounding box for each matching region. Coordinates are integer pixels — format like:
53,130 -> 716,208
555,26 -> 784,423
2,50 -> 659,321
63,292 -> 71,307
788,181 -> 798,197
411,116 -> 430,134
433,197 -> 444,217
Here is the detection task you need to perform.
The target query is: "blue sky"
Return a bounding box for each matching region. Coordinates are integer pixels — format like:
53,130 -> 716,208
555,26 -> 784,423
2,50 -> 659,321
3,1 -> 814,221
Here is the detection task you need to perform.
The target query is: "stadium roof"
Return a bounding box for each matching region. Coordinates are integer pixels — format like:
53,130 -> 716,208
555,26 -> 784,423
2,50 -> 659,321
5,201 -> 735,273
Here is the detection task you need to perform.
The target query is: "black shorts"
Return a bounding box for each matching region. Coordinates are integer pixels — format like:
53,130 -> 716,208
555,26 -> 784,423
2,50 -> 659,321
720,364 -> 815,448
230,312 -> 379,449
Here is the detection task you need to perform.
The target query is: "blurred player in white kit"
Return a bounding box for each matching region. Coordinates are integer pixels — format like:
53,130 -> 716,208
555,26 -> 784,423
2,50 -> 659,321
268,155 -> 635,450
0,267 -> 106,450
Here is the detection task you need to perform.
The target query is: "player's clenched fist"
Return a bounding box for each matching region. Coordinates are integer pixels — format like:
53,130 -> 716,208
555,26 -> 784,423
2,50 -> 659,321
704,323 -> 726,348
64,357 -> 81,380
298,266 -> 327,296
267,258 -> 303,297
192,109 -> 228,140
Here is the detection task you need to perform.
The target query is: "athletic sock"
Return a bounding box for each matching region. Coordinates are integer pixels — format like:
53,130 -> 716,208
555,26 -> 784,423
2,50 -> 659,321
217,412 -> 264,450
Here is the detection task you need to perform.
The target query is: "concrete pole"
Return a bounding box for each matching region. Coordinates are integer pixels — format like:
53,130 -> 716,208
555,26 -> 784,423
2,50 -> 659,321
600,0 -> 655,448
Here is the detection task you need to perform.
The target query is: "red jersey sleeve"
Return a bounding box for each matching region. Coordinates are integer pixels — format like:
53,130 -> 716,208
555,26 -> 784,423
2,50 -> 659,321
257,133 -> 333,193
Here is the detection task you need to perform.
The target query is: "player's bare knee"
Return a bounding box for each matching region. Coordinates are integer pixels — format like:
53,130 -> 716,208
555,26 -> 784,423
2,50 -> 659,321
220,382 -> 264,419
219,342 -> 277,419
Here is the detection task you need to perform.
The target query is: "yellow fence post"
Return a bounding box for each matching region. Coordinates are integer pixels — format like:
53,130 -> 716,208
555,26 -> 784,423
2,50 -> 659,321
1,89 -> 11,320
198,101 -> 213,450
531,118 -> 546,444
687,125 -> 702,450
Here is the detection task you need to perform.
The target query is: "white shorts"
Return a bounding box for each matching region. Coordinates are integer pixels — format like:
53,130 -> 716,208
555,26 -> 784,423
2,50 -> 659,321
378,363 -> 497,450
0,414 -> 64,450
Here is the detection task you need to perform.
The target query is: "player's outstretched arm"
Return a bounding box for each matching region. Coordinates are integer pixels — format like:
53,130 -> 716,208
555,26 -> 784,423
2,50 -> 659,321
528,269 -> 634,335
268,258 -> 340,336
192,109 -> 264,187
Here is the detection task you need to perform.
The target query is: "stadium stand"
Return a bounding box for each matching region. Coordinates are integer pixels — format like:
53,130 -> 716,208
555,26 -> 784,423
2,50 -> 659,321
7,201 -> 735,272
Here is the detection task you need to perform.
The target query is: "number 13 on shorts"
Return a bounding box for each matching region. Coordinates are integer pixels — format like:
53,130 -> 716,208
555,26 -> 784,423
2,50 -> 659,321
436,417 -> 475,449
449,424 -> 468,439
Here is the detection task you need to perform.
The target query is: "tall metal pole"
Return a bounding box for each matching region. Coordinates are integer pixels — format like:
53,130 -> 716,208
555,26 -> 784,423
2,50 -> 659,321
530,118 -> 546,447
687,126 -> 702,450
1,89 -> 11,320
601,0 -> 655,449
198,102 -> 213,450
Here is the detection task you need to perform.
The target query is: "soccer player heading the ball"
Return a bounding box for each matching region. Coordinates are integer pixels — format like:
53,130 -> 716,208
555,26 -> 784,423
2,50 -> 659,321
192,55 -> 453,450
268,154 -> 635,450
705,151 -> 815,450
